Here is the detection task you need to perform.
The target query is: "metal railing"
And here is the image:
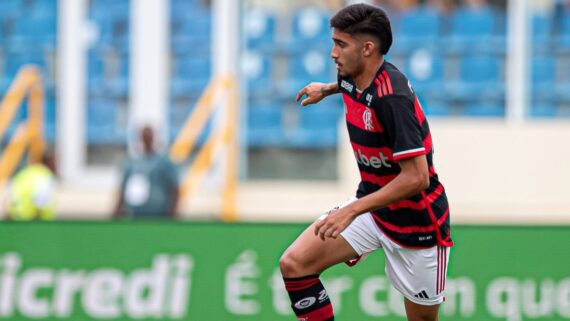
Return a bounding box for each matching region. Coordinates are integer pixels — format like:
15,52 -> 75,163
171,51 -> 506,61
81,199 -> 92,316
0,66 -> 45,189
169,74 -> 239,221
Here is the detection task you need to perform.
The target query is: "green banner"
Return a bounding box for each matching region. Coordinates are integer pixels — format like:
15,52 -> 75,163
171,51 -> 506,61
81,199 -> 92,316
0,222 -> 569,320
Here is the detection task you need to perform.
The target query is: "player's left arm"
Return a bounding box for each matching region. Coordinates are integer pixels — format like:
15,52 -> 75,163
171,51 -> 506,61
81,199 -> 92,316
314,155 -> 429,240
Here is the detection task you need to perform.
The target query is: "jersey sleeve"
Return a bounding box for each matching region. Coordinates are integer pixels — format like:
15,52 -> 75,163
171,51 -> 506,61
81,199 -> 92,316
377,95 -> 426,161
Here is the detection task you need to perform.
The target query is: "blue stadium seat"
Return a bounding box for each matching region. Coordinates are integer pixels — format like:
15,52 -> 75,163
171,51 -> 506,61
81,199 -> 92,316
443,6 -> 502,55
247,102 -> 284,147
279,50 -> 334,99
244,9 -> 276,51
0,0 -> 23,21
87,99 -> 121,144
421,100 -> 452,116
242,51 -> 273,99
8,15 -> 56,51
171,10 -> 211,55
445,55 -> 504,102
108,54 -> 129,97
3,51 -> 46,80
392,7 -> 441,54
87,50 -> 129,97
554,11 -> 570,53
532,14 -> 553,53
171,57 -> 211,98
529,102 -> 556,117
555,80 -> 570,103
464,102 -> 504,117
89,0 -> 129,49
0,22 -> 4,44
287,7 -> 331,53
87,51 -> 106,96
287,105 -> 342,148
404,49 -> 444,100
531,55 -> 556,102
29,0 -> 57,17
44,96 -> 56,142
170,0 -> 206,14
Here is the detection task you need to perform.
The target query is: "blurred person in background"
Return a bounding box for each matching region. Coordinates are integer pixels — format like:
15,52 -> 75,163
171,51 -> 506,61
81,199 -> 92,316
113,125 -> 179,219
6,149 -> 57,220
280,4 -> 452,321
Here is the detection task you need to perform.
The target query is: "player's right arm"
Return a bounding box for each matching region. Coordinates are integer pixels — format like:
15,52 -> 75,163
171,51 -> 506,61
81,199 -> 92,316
295,82 -> 339,106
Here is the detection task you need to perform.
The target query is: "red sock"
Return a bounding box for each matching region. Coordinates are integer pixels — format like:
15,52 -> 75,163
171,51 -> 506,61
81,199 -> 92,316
283,275 -> 334,321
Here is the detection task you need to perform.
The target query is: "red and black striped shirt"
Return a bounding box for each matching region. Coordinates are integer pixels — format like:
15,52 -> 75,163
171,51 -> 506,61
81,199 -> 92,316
338,61 -> 453,249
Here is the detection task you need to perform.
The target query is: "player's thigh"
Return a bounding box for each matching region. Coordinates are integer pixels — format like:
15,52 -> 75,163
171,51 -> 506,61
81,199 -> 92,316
280,221 -> 358,277
383,244 -> 450,306
404,298 -> 440,321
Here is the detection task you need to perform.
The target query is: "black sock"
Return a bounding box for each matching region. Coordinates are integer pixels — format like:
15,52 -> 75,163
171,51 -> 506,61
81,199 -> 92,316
283,274 -> 334,321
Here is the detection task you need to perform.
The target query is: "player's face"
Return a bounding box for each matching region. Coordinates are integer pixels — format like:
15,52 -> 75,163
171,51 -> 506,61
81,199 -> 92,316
331,28 -> 364,78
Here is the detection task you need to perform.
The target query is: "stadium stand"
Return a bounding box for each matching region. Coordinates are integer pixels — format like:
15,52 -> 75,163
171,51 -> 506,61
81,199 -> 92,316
244,9 -> 276,52
242,51 -> 274,99
247,102 -> 284,147
0,0 -> 57,142
554,10 -> 570,53
86,98 -> 124,144
445,55 -> 504,103
1,0 -> 569,151
278,50 -> 334,100
286,7 -> 331,53
533,13 -> 553,54
403,49 -> 444,101
170,57 -> 211,98
443,6 -> 502,55
532,55 -> 556,102
391,6 -> 442,54
287,101 -> 342,148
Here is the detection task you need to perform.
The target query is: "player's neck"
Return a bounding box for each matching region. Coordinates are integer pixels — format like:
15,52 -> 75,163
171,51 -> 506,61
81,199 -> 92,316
353,56 -> 384,92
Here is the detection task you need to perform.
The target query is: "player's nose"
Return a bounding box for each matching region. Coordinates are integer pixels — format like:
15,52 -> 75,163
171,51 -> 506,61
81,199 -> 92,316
330,47 -> 338,59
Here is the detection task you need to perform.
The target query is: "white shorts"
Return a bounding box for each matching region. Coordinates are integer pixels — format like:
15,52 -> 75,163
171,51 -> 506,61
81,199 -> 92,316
320,197 -> 450,306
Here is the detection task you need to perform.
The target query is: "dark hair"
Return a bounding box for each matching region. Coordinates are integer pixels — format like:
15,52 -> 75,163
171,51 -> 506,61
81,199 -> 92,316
330,3 -> 393,55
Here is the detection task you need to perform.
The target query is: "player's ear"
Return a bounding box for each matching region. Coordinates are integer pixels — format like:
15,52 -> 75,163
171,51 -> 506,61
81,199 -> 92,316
362,40 -> 376,57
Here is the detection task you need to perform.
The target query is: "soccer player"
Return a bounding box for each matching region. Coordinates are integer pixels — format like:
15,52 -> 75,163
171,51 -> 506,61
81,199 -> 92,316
279,4 -> 453,321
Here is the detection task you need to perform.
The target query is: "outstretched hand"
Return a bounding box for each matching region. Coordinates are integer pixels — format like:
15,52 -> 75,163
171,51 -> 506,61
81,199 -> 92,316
295,82 -> 328,106
314,207 -> 355,241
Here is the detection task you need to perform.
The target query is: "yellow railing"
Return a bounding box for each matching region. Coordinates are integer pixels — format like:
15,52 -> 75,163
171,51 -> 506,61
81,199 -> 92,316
169,74 -> 239,221
0,66 -> 45,189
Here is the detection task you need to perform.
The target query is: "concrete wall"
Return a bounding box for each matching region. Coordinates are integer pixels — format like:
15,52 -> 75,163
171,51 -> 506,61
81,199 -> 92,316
48,119 -> 570,224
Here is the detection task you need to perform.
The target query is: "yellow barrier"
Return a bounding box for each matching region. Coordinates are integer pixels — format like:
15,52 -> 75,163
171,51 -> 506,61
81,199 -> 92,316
0,66 -> 45,189
169,74 -> 238,221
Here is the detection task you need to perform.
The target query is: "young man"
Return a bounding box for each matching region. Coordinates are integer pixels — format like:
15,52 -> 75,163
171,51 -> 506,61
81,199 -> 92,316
280,4 -> 453,321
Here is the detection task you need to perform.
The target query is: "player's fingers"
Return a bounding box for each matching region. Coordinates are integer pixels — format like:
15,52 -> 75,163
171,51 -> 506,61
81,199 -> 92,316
295,87 -> 307,102
318,223 -> 329,241
320,227 -> 328,241
325,226 -> 335,239
314,219 -> 324,235
301,98 -> 311,106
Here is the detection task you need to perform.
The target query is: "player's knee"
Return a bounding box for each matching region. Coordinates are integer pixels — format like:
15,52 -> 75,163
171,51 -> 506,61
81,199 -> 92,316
279,251 -> 302,277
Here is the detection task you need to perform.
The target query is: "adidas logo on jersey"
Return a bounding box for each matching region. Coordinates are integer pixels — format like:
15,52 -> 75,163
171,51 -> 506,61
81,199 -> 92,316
354,149 -> 391,169
414,290 -> 430,299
